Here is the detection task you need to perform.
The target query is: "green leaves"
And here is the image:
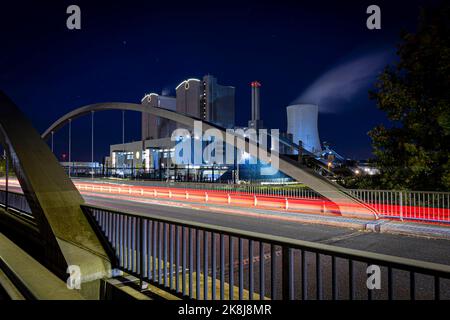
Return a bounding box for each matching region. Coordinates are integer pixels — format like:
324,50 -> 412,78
365,3 -> 450,191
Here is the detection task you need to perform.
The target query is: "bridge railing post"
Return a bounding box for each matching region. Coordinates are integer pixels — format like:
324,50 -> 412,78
140,217 -> 145,290
399,191 -> 403,221
282,246 -> 293,300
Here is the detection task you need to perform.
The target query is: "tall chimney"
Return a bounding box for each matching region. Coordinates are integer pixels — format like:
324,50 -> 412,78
248,81 -> 263,130
251,81 -> 261,121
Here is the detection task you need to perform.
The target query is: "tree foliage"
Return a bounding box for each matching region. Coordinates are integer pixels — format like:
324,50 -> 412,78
368,4 -> 450,191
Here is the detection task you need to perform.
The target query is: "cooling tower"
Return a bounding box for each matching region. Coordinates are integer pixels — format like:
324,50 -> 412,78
287,104 -> 322,154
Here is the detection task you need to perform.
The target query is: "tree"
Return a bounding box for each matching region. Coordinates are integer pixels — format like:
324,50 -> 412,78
0,157 -> 14,178
368,3 -> 450,191
0,158 -> 5,176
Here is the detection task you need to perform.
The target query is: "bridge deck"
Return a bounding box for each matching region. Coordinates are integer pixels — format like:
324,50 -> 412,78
0,232 -> 84,300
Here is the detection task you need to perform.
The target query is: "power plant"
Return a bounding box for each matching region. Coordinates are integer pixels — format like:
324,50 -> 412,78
105,75 -> 368,183
286,104 -> 322,154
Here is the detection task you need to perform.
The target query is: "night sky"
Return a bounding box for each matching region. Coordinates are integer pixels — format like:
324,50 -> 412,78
0,0 -> 439,162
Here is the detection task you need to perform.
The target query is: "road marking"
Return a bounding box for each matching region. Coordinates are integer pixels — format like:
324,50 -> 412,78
319,231 -> 365,244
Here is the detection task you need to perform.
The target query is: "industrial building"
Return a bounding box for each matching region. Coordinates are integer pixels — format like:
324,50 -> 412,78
104,76 -> 359,183
108,75 -> 237,181
141,93 -> 177,140
142,75 -> 235,141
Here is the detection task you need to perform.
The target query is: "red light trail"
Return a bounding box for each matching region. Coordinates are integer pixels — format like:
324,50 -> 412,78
1,178 -> 449,224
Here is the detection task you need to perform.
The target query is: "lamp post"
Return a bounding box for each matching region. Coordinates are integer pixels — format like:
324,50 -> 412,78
166,151 -> 170,182
51,131 -> 54,153
122,110 -> 125,173
68,118 -> 72,177
4,151 -> 8,211
91,111 -> 95,179
159,156 -> 163,181
235,155 -> 239,184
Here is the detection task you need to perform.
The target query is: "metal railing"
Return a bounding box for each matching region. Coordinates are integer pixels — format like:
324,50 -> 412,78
347,189 -> 450,223
76,182 -> 328,214
0,190 -> 32,216
83,204 -> 450,300
4,181 -> 450,225
77,179 -> 322,200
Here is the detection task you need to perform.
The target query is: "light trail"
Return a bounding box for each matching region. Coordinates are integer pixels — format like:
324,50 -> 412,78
1,177 -> 450,223
74,181 -> 339,216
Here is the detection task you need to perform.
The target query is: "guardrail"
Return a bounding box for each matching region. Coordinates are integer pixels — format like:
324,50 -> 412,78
77,179 -> 323,200
76,183 -> 330,214
4,183 -> 450,225
346,189 -> 450,223
82,204 -> 450,300
0,190 -> 32,216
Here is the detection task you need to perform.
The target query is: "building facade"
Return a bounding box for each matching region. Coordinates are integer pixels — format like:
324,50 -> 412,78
203,75 -> 235,129
143,75 -> 235,142
175,75 -> 235,129
141,93 -> 177,140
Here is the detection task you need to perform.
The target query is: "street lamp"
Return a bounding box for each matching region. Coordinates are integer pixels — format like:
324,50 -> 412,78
2,151 -> 8,210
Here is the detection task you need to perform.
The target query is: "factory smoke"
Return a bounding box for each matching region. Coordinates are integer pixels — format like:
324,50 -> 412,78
293,51 -> 390,113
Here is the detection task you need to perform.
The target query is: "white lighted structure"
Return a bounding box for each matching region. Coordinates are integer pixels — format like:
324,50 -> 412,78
287,104 -> 322,154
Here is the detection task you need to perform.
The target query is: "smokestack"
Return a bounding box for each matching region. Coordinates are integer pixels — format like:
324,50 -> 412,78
248,81 -> 263,130
251,81 -> 261,121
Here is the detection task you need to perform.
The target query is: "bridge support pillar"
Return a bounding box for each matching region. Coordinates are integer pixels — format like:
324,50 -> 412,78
0,92 -> 112,300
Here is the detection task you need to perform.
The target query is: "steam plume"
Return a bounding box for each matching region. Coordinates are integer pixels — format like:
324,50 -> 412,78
293,51 -> 389,113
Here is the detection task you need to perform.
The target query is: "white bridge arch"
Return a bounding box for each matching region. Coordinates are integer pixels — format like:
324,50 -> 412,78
42,102 -> 377,218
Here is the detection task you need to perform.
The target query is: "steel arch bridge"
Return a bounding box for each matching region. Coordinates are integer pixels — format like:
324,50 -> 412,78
41,102 -> 376,218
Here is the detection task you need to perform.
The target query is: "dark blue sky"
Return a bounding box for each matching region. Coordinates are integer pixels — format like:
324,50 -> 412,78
0,0 -> 438,162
